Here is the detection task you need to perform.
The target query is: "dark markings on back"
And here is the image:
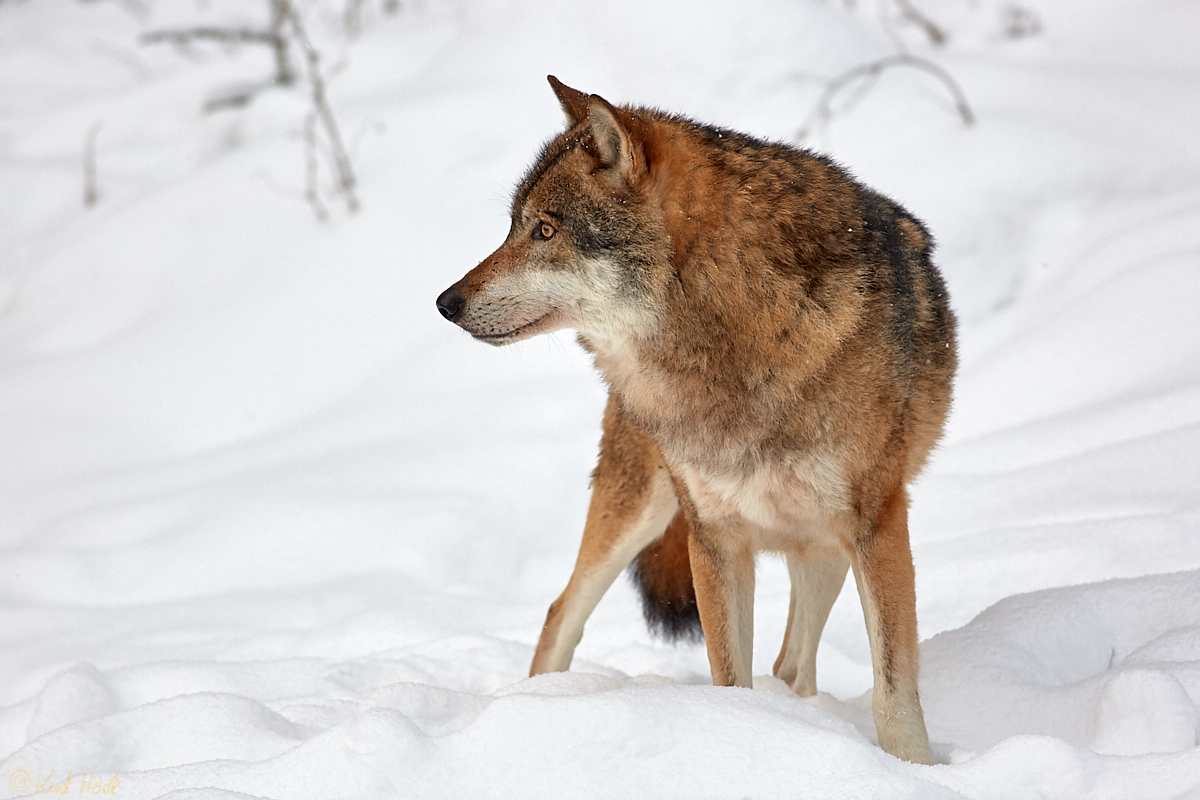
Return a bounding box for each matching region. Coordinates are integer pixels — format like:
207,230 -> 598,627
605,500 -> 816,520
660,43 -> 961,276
920,249 -> 956,362
861,190 -> 917,364
686,116 -> 837,172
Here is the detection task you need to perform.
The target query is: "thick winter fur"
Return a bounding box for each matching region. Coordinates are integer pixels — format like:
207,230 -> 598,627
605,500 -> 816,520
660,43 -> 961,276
437,77 -> 957,764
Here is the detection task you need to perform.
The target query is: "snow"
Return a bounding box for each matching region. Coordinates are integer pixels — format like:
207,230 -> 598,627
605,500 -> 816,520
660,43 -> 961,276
2,0 -> 1199,797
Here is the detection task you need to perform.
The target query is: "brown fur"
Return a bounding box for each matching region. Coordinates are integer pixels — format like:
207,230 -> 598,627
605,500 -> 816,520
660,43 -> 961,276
437,77 -> 957,764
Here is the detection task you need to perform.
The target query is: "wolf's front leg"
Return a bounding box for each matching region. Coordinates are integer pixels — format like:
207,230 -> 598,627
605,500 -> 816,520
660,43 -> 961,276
686,517 -> 756,688
850,486 -> 933,765
773,553 -> 850,696
530,396 -> 678,676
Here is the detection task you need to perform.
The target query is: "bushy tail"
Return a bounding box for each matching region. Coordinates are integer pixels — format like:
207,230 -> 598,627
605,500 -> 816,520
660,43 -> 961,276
629,509 -> 702,641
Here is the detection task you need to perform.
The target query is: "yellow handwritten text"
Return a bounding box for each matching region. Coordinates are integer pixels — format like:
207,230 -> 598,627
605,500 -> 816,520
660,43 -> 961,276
6,769 -> 120,796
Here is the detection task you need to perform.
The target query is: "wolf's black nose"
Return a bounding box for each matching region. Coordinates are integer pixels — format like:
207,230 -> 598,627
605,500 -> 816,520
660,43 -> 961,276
436,286 -> 465,322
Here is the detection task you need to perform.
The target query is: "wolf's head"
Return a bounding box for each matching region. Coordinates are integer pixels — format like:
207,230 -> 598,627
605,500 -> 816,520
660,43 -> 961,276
437,77 -> 671,350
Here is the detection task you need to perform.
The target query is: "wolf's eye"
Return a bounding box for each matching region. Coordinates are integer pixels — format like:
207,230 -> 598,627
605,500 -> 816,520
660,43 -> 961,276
532,221 -> 556,241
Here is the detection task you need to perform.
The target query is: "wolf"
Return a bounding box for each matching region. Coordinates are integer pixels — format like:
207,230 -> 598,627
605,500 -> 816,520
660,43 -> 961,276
436,77 -> 956,764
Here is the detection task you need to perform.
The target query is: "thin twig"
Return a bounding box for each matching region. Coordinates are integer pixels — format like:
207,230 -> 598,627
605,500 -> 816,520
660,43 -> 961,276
894,0 -> 947,46
798,53 -> 974,140
202,84 -> 266,113
141,28 -> 280,46
83,121 -> 103,208
280,1 -> 359,213
303,112 -> 329,221
142,23 -> 294,86
1001,5 -> 1042,40
139,1 -> 359,219
268,0 -> 295,85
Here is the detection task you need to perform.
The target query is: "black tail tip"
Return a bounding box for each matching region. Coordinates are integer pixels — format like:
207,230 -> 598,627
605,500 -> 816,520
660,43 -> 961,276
637,586 -> 703,643
628,551 -> 703,644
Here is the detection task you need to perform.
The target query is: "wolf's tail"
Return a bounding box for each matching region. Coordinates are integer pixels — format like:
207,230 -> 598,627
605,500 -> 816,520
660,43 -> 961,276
629,509 -> 703,641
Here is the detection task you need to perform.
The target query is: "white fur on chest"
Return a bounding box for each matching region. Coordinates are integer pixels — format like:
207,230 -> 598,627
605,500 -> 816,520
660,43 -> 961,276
588,329 -> 851,550
677,452 -> 851,550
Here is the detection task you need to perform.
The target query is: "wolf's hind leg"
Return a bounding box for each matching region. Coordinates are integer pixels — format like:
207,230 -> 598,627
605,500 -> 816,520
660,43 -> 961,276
530,397 -> 678,676
773,553 -> 849,696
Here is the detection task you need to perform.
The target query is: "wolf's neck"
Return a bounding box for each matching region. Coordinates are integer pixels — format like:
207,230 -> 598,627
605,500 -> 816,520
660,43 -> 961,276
581,322 -> 786,470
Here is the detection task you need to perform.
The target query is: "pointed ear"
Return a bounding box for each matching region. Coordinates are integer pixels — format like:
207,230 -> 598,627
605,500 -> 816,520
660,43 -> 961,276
587,94 -> 643,183
548,75 -> 589,127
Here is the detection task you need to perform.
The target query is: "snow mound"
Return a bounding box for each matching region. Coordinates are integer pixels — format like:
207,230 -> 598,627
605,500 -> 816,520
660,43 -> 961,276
924,570 -> 1200,756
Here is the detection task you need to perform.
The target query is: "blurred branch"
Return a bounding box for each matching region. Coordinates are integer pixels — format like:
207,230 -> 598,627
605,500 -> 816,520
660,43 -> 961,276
83,121 -> 102,208
141,17 -> 294,86
279,0 -> 359,214
798,53 -> 974,141
139,0 -> 361,220
796,0 -> 979,142
894,0 -> 946,47
303,112 -> 329,221
1001,5 -> 1042,39
268,0 -> 296,86
141,28 -> 278,46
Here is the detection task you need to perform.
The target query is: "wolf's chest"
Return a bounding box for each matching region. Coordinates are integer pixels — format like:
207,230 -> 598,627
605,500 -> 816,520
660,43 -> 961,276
592,334 -> 851,542
674,452 -> 850,548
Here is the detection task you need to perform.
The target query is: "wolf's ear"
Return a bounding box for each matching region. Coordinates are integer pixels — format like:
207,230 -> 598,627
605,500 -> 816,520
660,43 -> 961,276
587,94 -> 644,184
548,75 -> 589,126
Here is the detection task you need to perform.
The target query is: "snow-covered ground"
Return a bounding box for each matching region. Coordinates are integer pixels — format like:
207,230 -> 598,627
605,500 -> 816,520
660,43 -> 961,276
2,0 -> 1199,797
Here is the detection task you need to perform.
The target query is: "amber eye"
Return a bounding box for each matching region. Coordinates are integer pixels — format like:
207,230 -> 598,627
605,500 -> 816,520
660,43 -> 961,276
532,221 -> 556,241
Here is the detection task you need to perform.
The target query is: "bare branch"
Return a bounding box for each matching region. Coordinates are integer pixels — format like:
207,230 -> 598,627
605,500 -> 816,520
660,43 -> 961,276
83,121 -> 103,208
139,0 -> 360,219
142,19 -> 294,86
798,53 -> 974,141
268,0 -> 295,85
203,83 -> 266,113
303,112 -> 329,221
279,1 -> 359,214
141,28 -> 279,46
1001,5 -> 1042,40
894,0 -> 947,46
